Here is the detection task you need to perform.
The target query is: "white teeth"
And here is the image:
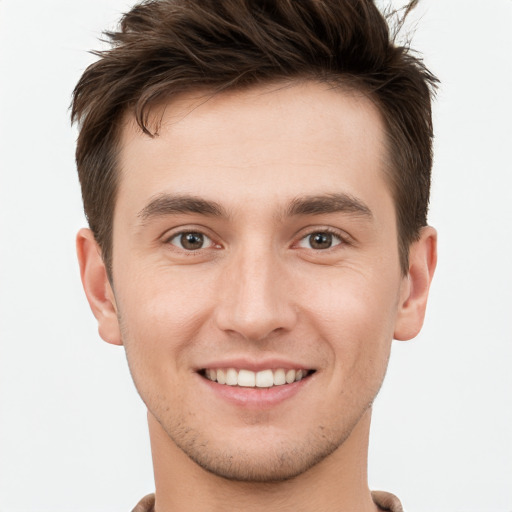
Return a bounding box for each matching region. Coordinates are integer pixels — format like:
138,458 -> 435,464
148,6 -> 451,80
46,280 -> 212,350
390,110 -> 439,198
204,367 -> 310,387
273,368 -> 286,386
285,369 -> 296,384
238,369 -> 256,387
256,369 -> 274,388
217,369 -> 226,385
226,368 -> 238,386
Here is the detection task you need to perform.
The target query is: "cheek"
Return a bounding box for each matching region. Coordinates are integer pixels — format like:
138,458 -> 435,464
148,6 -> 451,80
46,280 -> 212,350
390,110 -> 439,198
115,276 -> 211,415
304,264 -> 400,326
300,267 -> 400,369
114,268 -> 216,370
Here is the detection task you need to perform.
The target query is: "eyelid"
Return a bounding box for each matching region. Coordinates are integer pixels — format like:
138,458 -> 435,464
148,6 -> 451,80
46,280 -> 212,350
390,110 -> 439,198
294,226 -> 353,249
169,232 -> 214,250
159,224 -> 353,251
161,225 -> 222,250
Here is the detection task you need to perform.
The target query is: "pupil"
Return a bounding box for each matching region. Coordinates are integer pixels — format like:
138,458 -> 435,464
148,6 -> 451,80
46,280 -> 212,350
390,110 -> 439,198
310,233 -> 332,249
181,232 -> 204,250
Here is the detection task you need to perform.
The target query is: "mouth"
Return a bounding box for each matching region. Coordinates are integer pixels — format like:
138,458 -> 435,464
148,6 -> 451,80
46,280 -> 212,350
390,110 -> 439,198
199,367 -> 315,388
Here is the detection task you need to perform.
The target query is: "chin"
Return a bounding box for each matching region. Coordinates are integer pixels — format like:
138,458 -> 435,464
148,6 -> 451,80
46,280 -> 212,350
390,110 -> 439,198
164,420 -> 351,483
186,445 -> 340,483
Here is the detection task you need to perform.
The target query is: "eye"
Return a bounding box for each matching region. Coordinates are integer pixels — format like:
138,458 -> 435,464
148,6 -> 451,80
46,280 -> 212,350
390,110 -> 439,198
298,231 -> 343,250
168,231 -> 214,251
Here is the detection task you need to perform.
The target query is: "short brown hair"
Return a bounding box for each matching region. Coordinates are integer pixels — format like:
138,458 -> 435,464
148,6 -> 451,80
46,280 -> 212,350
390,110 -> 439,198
71,0 -> 438,276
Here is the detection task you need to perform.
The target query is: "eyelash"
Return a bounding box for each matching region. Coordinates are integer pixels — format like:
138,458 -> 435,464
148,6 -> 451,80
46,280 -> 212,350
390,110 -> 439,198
163,227 -> 350,252
165,230 -> 217,252
295,227 -> 349,250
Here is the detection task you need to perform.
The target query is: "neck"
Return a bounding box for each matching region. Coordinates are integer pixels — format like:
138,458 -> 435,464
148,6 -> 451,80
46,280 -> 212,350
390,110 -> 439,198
148,408 -> 379,512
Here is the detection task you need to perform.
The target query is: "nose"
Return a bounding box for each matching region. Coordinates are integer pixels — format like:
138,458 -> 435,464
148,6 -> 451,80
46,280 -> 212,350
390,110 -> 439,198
213,245 -> 298,342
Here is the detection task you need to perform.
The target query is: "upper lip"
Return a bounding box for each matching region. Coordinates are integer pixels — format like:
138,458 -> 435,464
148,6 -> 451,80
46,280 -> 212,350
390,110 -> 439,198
196,357 -> 314,372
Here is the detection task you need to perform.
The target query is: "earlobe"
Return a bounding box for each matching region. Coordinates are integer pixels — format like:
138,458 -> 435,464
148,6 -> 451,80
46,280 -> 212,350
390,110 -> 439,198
76,228 -> 122,346
394,226 -> 437,341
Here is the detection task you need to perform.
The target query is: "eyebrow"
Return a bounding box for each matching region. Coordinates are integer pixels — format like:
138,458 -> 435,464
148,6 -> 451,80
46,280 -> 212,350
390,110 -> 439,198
137,194 -> 227,223
137,191 -> 373,224
286,193 -> 373,219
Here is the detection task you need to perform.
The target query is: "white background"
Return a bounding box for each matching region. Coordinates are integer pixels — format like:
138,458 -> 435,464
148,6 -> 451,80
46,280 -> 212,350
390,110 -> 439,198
0,1 -> 511,511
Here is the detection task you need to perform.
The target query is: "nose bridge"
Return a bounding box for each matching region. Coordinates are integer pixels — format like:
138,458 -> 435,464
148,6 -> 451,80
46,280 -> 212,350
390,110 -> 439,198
215,239 -> 296,341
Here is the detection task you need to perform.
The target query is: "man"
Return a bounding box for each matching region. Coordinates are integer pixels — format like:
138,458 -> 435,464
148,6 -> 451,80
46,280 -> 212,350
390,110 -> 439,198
71,1 -> 437,510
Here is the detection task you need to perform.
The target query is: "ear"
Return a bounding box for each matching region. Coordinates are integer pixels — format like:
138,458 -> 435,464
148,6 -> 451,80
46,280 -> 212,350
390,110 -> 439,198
76,228 -> 122,346
394,226 -> 437,341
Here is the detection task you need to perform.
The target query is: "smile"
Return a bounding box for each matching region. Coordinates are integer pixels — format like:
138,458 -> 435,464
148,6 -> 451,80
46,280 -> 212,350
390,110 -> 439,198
201,368 -> 313,388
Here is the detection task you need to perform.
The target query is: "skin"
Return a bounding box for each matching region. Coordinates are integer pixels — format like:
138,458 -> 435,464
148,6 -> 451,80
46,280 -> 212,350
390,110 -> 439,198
77,81 -> 437,512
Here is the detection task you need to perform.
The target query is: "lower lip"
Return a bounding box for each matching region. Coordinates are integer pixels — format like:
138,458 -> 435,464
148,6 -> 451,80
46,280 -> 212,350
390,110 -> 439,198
199,373 -> 314,409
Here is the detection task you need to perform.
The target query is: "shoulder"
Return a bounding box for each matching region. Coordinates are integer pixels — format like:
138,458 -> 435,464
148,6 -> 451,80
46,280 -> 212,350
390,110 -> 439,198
132,490 -> 403,512
372,490 -> 404,512
131,493 -> 155,512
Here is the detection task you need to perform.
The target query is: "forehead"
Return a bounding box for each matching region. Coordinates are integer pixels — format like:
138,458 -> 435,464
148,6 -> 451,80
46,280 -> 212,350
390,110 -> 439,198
116,81 -> 390,218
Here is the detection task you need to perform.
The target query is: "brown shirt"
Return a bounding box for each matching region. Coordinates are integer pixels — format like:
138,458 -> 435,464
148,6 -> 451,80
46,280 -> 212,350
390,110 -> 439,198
132,490 -> 404,512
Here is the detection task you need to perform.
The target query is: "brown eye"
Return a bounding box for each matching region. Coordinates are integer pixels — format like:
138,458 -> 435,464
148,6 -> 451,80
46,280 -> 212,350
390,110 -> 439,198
309,233 -> 332,249
298,231 -> 342,250
169,232 -> 211,250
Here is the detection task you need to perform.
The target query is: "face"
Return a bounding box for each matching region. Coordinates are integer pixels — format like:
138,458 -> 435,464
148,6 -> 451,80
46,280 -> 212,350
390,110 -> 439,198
89,81 -> 418,481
